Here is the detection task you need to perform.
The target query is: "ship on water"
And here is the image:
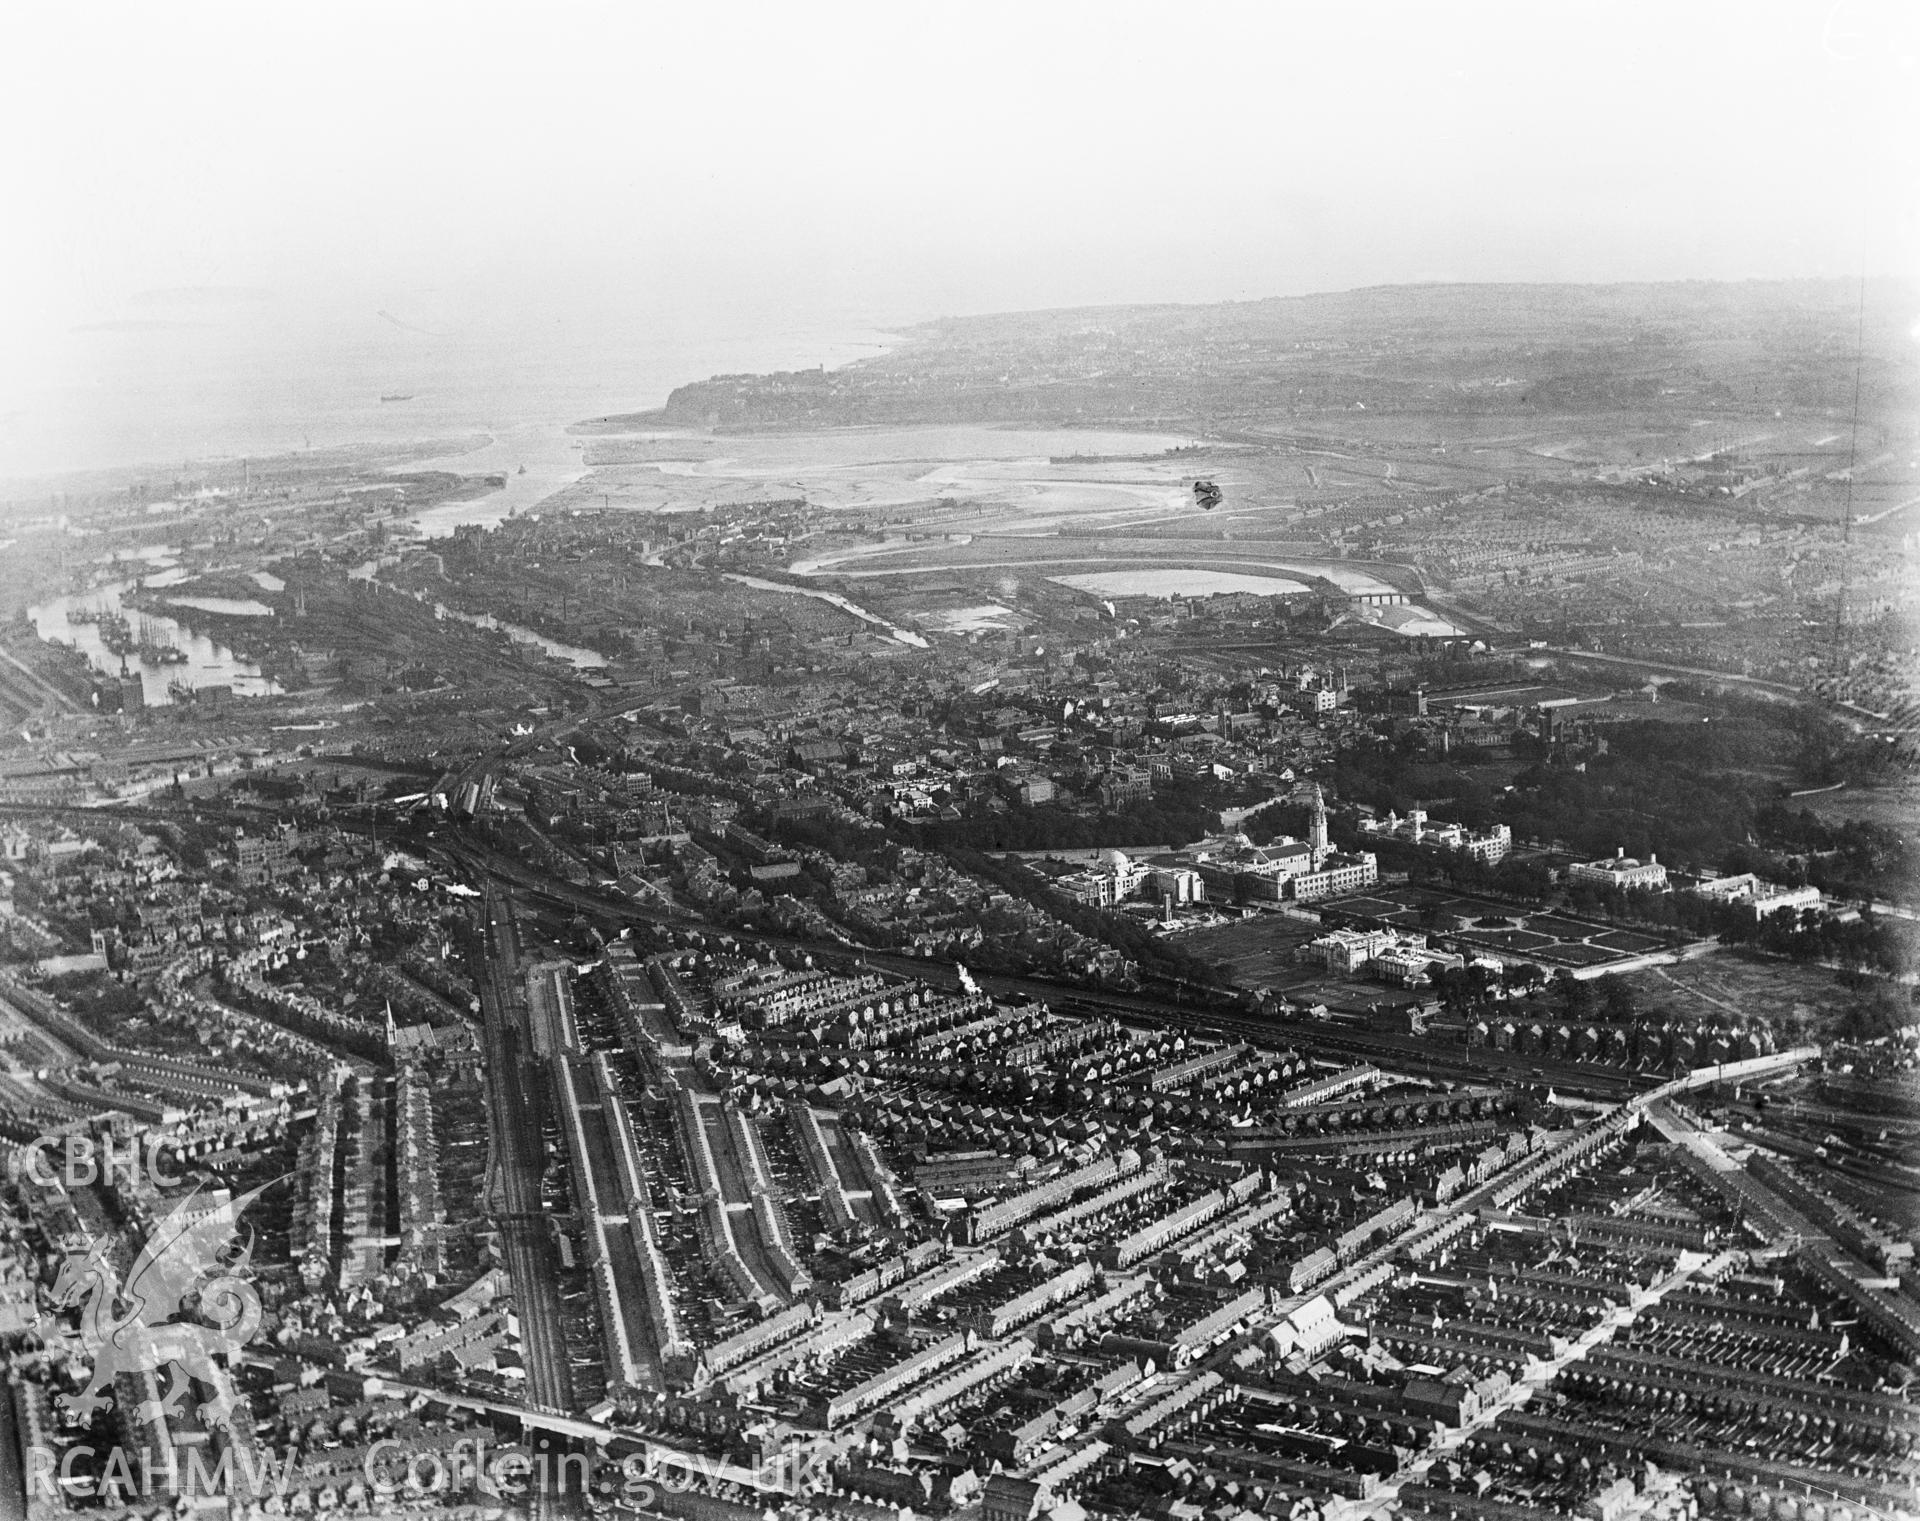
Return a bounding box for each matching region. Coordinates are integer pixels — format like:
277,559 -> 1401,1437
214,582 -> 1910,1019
134,616 -> 187,664
380,393 -> 414,402
98,611 -> 135,658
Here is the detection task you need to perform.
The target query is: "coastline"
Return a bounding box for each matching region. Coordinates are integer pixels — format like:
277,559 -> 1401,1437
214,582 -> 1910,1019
0,318 -> 909,495
402,328 -> 914,536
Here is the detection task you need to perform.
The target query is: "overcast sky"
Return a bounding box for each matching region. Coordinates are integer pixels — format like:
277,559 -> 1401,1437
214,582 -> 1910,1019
2,1 -> 1915,401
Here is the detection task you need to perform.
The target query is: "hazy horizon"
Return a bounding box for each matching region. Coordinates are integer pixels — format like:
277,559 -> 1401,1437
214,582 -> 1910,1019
4,0 -> 1915,478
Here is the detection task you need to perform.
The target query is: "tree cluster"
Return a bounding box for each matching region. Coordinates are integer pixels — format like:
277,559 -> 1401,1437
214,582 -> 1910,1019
906,796 -> 1219,854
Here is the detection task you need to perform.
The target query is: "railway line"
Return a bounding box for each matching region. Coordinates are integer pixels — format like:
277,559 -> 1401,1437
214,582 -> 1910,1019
435,830 -> 1664,1106
474,885 -> 578,1415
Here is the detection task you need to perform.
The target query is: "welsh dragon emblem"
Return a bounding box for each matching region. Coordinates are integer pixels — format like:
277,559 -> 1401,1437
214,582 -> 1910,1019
51,1181 -> 272,1425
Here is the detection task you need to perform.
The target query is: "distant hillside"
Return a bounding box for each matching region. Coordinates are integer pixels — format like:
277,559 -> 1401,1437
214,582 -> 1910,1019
650,279 -> 1915,433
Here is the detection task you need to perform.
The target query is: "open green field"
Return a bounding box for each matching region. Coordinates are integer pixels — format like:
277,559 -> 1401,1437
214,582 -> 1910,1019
1624,952 -> 1875,1046
1180,911 -> 1326,987
1789,780 -> 1920,837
